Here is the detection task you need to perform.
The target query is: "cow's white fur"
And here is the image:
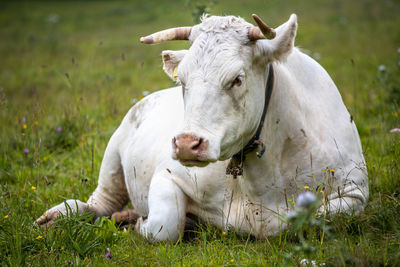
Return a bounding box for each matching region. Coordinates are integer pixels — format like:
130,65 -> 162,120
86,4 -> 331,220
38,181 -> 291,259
36,14 -> 368,242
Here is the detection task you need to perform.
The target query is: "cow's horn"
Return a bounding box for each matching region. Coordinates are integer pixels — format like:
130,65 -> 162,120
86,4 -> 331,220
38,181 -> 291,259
248,14 -> 276,41
140,27 -> 192,44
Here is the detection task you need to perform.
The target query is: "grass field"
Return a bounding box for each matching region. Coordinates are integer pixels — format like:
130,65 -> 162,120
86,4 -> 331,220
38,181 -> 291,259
0,0 -> 399,265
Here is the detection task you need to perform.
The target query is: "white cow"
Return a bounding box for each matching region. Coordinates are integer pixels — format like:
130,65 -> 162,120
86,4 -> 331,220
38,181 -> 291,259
36,14 -> 368,242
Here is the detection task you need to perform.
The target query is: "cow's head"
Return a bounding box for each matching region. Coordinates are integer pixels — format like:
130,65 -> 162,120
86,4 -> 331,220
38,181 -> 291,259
141,14 -> 297,167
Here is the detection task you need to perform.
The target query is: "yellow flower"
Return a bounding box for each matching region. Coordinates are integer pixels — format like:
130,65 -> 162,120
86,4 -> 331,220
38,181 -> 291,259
31,186 -> 36,190
36,235 -> 43,240
329,169 -> 335,173
230,259 -> 234,263
34,120 -> 39,126
222,231 -> 226,236
23,124 -> 27,129
44,214 -> 48,218
320,190 -> 324,193
394,111 -> 398,117
304,186 -> 310,190
83,196 -> 88,202
4,215 -> 8,219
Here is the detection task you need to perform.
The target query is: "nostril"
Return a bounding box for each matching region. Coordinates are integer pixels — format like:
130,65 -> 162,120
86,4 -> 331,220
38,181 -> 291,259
191,137 -> 203,151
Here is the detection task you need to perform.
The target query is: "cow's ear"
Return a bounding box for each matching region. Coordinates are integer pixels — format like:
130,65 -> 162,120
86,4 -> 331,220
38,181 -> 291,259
256,14 -> 297,62
162,50 -> 188,81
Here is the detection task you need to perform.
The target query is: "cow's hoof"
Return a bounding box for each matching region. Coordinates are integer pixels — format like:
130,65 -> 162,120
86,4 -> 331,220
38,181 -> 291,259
35,211 -> 61,227
111,209 -> 140,227
134,216 -> 144,233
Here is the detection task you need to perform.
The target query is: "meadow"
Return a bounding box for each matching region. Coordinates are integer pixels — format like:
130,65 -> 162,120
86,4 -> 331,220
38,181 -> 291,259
0,0 -> 399,265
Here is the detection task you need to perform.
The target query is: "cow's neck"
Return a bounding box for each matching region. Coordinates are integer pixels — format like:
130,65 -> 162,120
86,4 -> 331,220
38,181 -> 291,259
226,63 -> 274,179
241,56 -> 308,197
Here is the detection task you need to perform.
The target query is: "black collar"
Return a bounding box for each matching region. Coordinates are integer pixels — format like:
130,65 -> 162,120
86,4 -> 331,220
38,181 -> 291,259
226,63 -> 274,178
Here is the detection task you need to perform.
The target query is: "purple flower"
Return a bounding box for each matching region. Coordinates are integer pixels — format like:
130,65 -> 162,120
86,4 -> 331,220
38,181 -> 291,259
390,128 -> 400,133
68,260 -> 72,264
106,251 -> 111,259
57,127 -> 62,133
296,191 -> 316,207
24,148 -> 29,154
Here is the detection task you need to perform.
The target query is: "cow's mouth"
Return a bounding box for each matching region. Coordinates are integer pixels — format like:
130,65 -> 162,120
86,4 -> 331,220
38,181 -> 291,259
178,159 -> 211,167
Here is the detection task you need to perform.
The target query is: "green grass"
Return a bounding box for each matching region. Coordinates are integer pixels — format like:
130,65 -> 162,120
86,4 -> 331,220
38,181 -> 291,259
0,0 -> 399,265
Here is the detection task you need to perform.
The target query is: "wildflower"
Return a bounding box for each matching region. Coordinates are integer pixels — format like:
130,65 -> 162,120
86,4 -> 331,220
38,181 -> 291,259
47,13 -> 59,24
286,211 -> 298,220
44,214 -> 48,218
329,169 -> 335,175
106,251 -> 111,259
83,196 -> 88,201
394,112 -> 398,117
68,260 -> 72,265
36,235 -> 43,240
132,98 -> 138,105
222,231 -> 226,236
24,148 -> 29,154
23,124 -> 27,129
390,128 -> 400,133
34,120 -> 39,126
303,185 -> 310,190
57,127 -> 62,133
312,52 -> 321,61
31,186 -> 36,190
142,90 -> 150,97
320,190 -> 324,194
4,215 -> 8,219
378,65 -> 387,72
296,192 -> 316,208
230,259 -> 234,263
300,258 -> 317,266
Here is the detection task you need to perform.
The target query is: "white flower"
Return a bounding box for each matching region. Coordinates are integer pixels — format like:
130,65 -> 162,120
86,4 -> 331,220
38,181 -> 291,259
286,211 -> 298,220
300,258 -> 317,266
142,90 -> 150,97
313,52 -> 321,61
296,191 -> 316,207
47,14 -> 59,24
378,65 -> 387,72
131,98 -> 138,105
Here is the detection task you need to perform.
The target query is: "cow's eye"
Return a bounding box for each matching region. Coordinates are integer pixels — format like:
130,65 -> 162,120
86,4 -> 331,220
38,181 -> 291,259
231,76 -> 243,88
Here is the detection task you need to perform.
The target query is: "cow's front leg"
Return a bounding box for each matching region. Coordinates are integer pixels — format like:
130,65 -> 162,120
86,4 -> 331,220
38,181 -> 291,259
35,199 -> 91,226
36,127 -> 129,226
136,170 -> 187,242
